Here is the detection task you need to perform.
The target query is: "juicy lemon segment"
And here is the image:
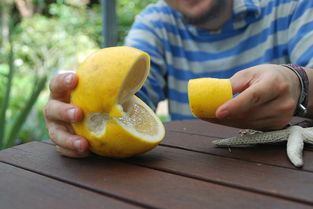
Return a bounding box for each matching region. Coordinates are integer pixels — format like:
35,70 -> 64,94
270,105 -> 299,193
188,78 -> 233,118
72,96 -> 165,158
90,96 -> 164,158
71,46 -> 165,158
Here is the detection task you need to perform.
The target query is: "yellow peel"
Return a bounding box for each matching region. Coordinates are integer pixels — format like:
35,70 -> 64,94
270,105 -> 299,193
71,46 -> 150,117
71,46 -> 165,158
188,78 -> 233,118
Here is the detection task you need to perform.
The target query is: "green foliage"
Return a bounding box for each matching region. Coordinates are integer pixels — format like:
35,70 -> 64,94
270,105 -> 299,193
15,14 -> 97,72
117,0 -> 158,44
0,33 -> 48,149
0,2 -> 98,148
0,0 -> 161,149
49,2 -> 103,46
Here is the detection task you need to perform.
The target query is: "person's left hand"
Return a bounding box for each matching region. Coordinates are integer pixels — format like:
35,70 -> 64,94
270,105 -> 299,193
205,64 -> 301,131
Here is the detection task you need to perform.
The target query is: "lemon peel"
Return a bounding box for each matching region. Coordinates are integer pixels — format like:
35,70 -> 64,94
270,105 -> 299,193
71,46 -> 150,117
188,77 -> 233,118
71,46 -> 165,158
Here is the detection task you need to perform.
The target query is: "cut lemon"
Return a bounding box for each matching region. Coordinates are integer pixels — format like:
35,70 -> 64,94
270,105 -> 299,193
71,46 -> 165,158
188,78 -> 233,118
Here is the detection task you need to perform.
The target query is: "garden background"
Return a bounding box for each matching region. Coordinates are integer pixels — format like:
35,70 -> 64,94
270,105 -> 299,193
0,0 -> 161,150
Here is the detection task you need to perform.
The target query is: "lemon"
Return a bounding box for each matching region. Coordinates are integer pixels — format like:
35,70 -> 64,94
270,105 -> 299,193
188,78 -> 233,118
71,46 -> 165,158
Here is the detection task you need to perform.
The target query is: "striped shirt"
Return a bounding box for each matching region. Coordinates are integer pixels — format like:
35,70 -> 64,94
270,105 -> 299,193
125,0 -> 313,120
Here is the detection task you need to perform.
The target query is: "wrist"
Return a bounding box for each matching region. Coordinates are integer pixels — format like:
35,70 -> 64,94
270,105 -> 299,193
281,64 -> 309,117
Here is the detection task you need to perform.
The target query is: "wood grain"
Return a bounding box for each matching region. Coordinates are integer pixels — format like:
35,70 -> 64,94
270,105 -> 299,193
0,142 -> 312,209
161,131 -> 313,171
128,145 -> 313,204
0,162 -> 140,209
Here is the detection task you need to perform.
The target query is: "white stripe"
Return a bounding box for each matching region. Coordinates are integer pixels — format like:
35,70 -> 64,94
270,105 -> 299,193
288,8 -> 313,64
133,1 -> 295,53
168,100 -> 193,116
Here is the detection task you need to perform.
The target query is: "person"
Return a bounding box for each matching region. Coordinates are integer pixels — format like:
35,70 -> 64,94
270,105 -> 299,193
44,0 -> 313,158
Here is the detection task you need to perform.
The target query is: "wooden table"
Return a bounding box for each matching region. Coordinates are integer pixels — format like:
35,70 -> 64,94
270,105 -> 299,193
1,120 -> 313,209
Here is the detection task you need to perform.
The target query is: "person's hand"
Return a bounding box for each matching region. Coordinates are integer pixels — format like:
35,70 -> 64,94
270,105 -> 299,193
44,72 -> 90,157
206,64 -> 301,131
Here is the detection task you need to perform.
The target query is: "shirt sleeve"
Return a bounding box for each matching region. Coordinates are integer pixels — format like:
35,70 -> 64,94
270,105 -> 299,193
124,10 -> 168,111
288,0 -> 313,68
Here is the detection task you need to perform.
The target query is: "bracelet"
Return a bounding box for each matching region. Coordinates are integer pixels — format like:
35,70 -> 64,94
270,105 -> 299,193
281,64 -> 309,116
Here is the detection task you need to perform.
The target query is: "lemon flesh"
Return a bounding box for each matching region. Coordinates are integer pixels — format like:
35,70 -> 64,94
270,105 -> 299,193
71,46 -> 165,158
188,78 -> 233,118
73,96 -> 165,158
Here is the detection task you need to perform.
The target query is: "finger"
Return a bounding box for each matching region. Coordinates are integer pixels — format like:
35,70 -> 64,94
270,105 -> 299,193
216,81 -> 280,119
230,70 -> 254,94
56,145 -> 90,158
49,72 -> 78,101
47,122 -> 89,153
44,100 -> 83,123
206,96 -> 294,130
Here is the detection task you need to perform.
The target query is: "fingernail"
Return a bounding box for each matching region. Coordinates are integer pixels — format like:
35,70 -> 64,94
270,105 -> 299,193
73,139 -> 83,153
218,109 -> 229,119
68,108 -> 77,122
64,73 -> 73,85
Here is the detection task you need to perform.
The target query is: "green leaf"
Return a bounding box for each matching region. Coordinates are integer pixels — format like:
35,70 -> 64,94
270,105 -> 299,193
4,75 -> 47,148
0,39 -> 15,149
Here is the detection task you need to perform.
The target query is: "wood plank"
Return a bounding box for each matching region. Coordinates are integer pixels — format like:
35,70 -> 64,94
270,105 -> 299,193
0,142 -> 311,209
42,137 -> 313,203
0,162 -> 140,209
165,120 -> 238,138
162,124 -> 313,170
127,145 -> 313,205
42,139 -> 313,201
164,118 -> 313,139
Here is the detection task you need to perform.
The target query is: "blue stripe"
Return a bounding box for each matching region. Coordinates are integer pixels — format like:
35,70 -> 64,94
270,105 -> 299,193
130,44 -> 162,59
138,1 -> 293,43
168,88 -> 188,104
296,45 -> 313,66
166,64 -> 233,80
150,62 -> 163,74
165,43 -> 288,82
140,4 -> 181,19
131,22 -> 161,41
288,21 -> 313,54
146,74 -> 165,100
134,0 -> 303,44
136,89 -> 156,110
262,0 -> 295,16
290,0 -> 313,22
148,20 -> 242,42
128,38 -> 163,58
142,16 -> 290,62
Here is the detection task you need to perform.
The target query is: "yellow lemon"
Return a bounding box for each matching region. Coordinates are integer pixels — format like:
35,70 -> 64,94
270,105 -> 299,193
71,46 -> 165,158
188,78 -> 233,118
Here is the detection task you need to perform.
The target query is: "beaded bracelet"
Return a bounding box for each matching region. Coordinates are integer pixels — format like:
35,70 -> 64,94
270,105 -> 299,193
281,64 -> 309,116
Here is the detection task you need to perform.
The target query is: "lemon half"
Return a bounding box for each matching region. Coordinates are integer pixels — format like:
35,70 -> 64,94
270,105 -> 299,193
71,46 -> 165,158
188,78 -> 233,118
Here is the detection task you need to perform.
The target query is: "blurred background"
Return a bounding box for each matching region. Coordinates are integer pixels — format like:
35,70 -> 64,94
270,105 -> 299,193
0,0 -> 168,150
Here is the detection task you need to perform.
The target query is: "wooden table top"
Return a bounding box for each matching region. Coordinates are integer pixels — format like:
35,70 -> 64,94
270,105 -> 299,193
1,119 -> 313,209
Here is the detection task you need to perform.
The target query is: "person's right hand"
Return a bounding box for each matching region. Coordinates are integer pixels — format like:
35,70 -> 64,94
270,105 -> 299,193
44,72 -> 90,158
